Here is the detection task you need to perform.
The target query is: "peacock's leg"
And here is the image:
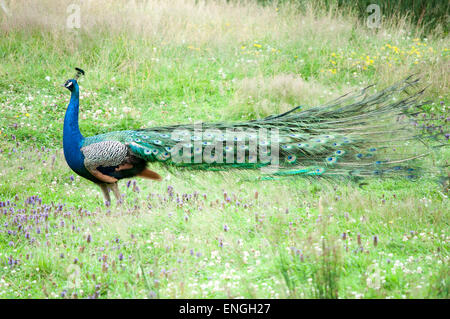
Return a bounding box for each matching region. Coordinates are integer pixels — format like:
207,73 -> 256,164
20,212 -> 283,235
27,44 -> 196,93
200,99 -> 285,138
109,182 -> 122,203
98,183 -> 111,204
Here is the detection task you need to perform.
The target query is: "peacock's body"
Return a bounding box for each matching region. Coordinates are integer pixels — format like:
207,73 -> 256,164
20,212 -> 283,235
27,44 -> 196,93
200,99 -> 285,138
62,68 -> 435,204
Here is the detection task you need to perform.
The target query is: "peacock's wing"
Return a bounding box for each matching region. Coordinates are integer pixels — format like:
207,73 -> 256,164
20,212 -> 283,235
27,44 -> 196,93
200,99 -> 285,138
81,140 -> 128,171
81,133 -> 148,181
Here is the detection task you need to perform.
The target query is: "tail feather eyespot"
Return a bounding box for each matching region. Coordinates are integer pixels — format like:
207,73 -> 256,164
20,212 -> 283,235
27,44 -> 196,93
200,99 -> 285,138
286,155 -> 297,163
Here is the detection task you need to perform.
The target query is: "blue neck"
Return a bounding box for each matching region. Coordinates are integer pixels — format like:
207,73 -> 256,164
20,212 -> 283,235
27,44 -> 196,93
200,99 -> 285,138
63,81 -> 85,172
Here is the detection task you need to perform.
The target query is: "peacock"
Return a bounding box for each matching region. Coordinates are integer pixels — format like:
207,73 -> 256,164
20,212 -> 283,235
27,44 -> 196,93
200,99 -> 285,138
62,68 -> 436,204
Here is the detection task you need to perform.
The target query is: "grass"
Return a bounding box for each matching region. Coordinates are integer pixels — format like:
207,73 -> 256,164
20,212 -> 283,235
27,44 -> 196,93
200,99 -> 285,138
0,0 -> 449,298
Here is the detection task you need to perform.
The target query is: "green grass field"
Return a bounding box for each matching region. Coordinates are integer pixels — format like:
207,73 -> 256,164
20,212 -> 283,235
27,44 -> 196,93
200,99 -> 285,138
0,0 -> 448,298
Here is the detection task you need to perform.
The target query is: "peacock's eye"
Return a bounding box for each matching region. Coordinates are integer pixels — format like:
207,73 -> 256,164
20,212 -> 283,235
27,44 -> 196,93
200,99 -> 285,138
65,81 -> 73,88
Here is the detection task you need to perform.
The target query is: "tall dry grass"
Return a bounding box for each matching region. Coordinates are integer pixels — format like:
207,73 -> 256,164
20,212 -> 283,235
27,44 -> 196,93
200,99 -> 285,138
1,0 -> 435,44
231,74 -> 346,118
0,0 -> 448,107
0,0 -> 356,53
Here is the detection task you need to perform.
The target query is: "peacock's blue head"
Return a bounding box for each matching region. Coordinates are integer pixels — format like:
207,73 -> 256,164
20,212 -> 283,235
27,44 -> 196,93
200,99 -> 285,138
63,79 -> 77,92
63,68 -> 84,92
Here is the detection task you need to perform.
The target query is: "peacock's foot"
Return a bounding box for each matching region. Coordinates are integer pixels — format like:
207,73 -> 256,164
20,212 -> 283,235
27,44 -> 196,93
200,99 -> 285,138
99,182 -> 123,206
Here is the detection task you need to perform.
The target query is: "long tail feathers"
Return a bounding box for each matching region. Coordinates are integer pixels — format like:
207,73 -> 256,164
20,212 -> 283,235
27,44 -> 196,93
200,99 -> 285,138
123,75 -> 447,180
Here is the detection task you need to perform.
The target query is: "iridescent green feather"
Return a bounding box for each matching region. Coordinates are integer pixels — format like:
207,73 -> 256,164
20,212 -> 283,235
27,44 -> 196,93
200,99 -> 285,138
83,76 -> 445,179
